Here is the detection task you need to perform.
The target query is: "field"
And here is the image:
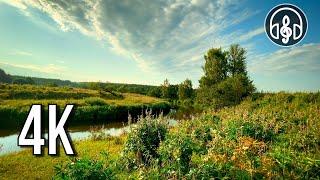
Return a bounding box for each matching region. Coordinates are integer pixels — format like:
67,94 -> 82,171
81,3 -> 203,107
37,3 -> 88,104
1,92 -> 319,179
0,84 -> 171,130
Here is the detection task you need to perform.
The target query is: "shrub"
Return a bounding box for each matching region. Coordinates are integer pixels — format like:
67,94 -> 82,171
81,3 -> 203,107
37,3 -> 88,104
158,133 -> 196,176
84,97 -> 107,106
54,157 -> 115,180
186,162 -> 230,179
270,148 -> 320,179
241,122 -> 277,142
122,112 -> 168,166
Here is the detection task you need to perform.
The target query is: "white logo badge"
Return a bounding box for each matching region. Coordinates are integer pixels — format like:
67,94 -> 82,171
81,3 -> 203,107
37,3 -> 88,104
265,4 -> 307,46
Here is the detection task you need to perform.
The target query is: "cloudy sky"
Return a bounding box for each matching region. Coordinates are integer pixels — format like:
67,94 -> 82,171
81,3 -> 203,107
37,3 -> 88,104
0,0 -> 319,91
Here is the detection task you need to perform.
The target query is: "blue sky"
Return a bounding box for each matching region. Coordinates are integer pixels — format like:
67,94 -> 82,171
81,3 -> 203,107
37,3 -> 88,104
0,0 -> 319,91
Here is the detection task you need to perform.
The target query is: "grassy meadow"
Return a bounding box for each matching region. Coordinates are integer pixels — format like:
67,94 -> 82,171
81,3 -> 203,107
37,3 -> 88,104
0,84 -> 170,130
0,92 -> 319,179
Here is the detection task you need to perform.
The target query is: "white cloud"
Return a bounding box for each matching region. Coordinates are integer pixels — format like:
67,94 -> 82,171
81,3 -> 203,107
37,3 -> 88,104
0,61 -> 66,74
238,27 -> 264,42
10,50 -> 33,56
2,0 -> 262,75
248,43 -> 320,73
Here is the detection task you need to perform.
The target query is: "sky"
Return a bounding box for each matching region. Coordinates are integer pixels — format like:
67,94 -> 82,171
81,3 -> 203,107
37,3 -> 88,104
0,0 -> 319,92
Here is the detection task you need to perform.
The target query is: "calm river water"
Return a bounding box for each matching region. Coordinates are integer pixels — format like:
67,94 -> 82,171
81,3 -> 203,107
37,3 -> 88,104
0,121 -> 127,156
0,120 -> 178,156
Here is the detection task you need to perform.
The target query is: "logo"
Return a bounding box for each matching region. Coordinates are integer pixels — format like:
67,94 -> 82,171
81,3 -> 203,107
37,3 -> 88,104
265,4 -> 307,46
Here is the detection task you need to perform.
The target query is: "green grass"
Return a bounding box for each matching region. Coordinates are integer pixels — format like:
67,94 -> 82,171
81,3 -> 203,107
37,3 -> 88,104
0,137 -> 127,180
0,84 -> 170,129
1,92 -> 319,179
0,84 -> 164,107
0,93 -> 164,107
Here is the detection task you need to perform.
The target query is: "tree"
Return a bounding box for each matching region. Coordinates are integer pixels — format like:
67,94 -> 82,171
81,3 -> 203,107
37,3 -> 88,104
0,68 -> 12,83
214,74 -> 255,107
228,44 -> 247,76
147,87 -> 162,98
13,77 -> 35,85
161,79 -> 178,100
196,44 -> 255,107
178,79 -> 194,100
87,82 -> 104,90
199,48 -> 228,88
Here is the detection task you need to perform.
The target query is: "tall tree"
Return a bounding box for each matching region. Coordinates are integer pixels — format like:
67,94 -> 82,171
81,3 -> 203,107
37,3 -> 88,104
178,79 -> 193,100
161,79 -> 178,100
199,48 -> 228,88
197,45 -> 255,107
228,44 -> 247,76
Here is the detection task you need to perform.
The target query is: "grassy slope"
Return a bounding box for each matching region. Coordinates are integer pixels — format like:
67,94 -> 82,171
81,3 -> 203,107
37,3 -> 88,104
0,137 -> 126,180
0,92 -> 319,179
0,84 -> 164,107
0,84 -> 168,129
0,93 -> 163,107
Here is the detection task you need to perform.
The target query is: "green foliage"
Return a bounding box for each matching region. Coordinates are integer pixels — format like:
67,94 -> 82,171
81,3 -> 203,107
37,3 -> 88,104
147,87 -> 162,98
1,68 -> 162,96
215,74 -> 255,106
178,79 -> 194,101
241,121 -> 277,142
158,133 -> 195,176
1,92 -> 320,179
228,44 -> 247,76
121,92 -> 320,179
12,77 -> 35,85
0,84 -> 107,100
186,162 -> 230,179
199,48 -> 228,87
161,79 -> 178,100
0,83 -> 171,129
197,44 -> 255,108
54,157 -> 115,180
84,97 -> 107,106
0,68 -> 12,83
122,112 -> 168,166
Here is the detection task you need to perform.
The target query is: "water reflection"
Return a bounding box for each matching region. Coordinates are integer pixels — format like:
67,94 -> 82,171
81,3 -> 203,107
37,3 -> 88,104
0,122 -> 126,156
0,119 -> 177,156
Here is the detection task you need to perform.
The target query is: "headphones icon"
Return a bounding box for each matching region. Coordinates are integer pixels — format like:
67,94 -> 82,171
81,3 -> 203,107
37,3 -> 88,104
269,7 -> 303,43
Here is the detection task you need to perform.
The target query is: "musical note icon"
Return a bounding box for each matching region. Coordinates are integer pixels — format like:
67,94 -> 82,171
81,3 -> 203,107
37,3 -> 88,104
280,15 -> 293,44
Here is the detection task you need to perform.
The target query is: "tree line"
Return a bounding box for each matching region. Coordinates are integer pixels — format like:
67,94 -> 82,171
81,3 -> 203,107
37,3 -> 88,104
160,44 -> 255,108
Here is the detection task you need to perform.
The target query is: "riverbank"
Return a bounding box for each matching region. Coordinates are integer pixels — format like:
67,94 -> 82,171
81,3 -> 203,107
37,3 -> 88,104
0,84 -> 172,129
0,136 -> 126,179
1,92 -> 319,179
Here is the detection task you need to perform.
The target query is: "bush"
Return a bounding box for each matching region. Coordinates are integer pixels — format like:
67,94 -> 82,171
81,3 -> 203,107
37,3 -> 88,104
54,157 -> 115,180
122,112 -> 168,166
158,133 -> 196,176
186,162 -> 230,179
241,122 -> 277,142
270,148 -> 320,179
84,97 -> 107,106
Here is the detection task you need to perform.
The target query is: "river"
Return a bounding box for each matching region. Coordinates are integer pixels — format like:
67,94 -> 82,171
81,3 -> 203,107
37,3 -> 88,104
0,119 -> 178,156
0,121 -> 128,156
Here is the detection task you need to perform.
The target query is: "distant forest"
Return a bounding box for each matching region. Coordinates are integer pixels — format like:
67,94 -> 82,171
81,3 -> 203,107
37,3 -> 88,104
0,68 -> 159,96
